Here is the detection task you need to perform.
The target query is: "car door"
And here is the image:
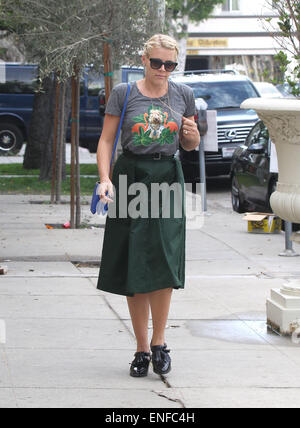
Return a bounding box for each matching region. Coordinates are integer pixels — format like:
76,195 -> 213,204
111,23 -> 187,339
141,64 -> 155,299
81,68 -> 104,142
232,123 -> 261,200
242,122 -> 270,206
1,64 -> 37,125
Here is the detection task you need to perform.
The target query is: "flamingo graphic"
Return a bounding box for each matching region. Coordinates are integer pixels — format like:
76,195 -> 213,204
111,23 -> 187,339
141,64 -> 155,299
163,112 -> 178,133
132,113 -> 149,135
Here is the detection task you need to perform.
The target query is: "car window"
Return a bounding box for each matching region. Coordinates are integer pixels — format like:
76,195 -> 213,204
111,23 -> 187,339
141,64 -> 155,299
255,83 -> 282,97
126,71 -> 144,82
185,80 -> 258,109
0,65 -> 38,94
87,69 -> 104,96
80,79 -> 85,96
245,122 -> 269,148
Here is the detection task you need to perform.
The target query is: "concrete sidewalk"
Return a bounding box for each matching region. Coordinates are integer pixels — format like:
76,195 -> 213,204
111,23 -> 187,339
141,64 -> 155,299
1,192 -> 300,408
0,144 -> 97,165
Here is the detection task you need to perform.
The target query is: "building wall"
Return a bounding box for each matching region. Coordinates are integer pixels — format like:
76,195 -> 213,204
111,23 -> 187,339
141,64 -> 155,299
186,0 -> 281,81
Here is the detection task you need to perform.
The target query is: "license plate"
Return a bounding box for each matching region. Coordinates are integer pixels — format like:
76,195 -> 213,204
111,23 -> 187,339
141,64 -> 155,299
222,147 -> 236,159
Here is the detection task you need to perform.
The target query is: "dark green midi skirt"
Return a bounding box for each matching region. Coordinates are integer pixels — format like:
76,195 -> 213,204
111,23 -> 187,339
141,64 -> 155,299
97,152 -> 186,297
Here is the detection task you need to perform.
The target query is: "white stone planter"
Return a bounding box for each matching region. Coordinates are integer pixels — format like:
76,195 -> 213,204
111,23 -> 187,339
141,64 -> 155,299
241,98 -> 300,223
241,98 -> 300,335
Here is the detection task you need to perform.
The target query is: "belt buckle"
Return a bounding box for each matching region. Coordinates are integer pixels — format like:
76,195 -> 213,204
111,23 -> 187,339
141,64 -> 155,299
153,153 -> 161,160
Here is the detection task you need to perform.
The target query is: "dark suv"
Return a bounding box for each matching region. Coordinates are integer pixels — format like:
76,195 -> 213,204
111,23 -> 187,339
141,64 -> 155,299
0,63 -> 144,155
171,72 -> 260,180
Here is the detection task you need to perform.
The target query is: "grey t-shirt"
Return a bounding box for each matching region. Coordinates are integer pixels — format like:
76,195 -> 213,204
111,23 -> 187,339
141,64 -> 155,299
105,80 -> 196,155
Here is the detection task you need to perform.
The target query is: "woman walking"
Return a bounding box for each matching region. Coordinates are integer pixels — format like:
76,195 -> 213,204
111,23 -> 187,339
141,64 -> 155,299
97,34 -> 200,377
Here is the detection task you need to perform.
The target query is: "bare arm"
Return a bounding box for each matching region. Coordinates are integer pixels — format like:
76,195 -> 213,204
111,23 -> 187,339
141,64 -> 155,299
96,114 -> 121,202
97,113 -> 121,180
180,116 -> 200,152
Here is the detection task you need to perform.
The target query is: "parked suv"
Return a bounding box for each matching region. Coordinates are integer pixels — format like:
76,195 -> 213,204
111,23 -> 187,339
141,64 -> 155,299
171,71 -> 260,180
0,63 -> 143,155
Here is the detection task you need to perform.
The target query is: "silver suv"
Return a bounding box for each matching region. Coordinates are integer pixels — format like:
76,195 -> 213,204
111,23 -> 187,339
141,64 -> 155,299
171,71 -> 260,179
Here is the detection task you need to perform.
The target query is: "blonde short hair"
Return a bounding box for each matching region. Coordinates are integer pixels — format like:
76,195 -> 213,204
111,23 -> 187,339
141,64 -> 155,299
143,34 -> 179,59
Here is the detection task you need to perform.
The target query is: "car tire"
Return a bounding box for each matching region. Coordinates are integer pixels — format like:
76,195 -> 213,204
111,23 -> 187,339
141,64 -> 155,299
281,221 -> 300,232
0,122 -> 24,155
88,141 -> 99,153
231,175 -> 246,213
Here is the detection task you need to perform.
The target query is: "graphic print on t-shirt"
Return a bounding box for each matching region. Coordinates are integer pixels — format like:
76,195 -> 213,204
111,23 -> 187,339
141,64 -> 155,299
131,105 -> 178,147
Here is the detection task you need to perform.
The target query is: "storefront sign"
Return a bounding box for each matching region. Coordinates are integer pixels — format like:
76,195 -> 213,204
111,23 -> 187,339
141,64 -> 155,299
187,38 -> 228,51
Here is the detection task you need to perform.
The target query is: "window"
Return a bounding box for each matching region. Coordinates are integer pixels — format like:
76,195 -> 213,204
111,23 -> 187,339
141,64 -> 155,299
222,0 -> 239,11
186,80 -> 258,110
0,65 -> 38,94
246,122 -> 269,149
127,71 -> 144,83
87,69 -> 104,96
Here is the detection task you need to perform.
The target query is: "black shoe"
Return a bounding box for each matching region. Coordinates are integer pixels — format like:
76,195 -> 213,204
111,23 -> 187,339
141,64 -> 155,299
130,352 -> 151,377
151,344 -> 171,375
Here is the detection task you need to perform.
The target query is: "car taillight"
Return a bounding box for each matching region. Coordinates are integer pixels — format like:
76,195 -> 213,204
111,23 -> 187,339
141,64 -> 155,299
99,95 -> 105,105
98,93 -> 106,116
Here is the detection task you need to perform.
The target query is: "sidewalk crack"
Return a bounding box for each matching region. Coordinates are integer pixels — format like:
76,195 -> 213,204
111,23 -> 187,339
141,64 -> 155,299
152,390 -> 185,408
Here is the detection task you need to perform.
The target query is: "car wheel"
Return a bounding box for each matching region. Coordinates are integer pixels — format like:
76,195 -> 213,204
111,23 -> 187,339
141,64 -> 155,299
0,122 -> 24,155
231,175 -> 246,213
88,141 -> 99,153
281,221 -> 300,232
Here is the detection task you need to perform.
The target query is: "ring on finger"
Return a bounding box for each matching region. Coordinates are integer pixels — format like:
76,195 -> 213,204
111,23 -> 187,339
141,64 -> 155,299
184,130 -> 188,135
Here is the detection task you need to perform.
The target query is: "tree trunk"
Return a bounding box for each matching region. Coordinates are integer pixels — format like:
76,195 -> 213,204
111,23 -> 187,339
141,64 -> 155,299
40,77 -> 72,181
178,35 -> 188,73
51,77 -> 61,203
177,10 -> 189,73
56,81 -> 66,203
75,69 -> 81,228
70,75 -> 77,227
23,73 -> 72,179
104,40 -> 112,103
23,75 -> 56,170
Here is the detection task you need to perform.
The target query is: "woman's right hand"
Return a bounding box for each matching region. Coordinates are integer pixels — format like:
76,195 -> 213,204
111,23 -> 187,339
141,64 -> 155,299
97,180 -> 114,204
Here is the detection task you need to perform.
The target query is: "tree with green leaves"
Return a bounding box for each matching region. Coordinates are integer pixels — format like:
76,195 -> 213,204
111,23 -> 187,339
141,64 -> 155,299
0,0 -> 165,172
0,0 -> 165,227
0,3 -> 24,61
1,0 -> 164,81
165,0 -> 224,71
264,0 -> 300,97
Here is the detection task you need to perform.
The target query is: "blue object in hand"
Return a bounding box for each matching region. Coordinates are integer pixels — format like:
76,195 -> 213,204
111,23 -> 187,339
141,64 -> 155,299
96,194 -> 109,215
90,182 -> 108,215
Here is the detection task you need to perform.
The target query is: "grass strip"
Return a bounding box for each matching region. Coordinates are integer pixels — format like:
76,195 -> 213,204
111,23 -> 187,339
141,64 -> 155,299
0,176 -> 97,195
0,163 -> 99,176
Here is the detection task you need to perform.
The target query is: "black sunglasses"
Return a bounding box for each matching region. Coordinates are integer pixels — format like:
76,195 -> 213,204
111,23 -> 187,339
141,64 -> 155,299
149,58 -> 178,72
